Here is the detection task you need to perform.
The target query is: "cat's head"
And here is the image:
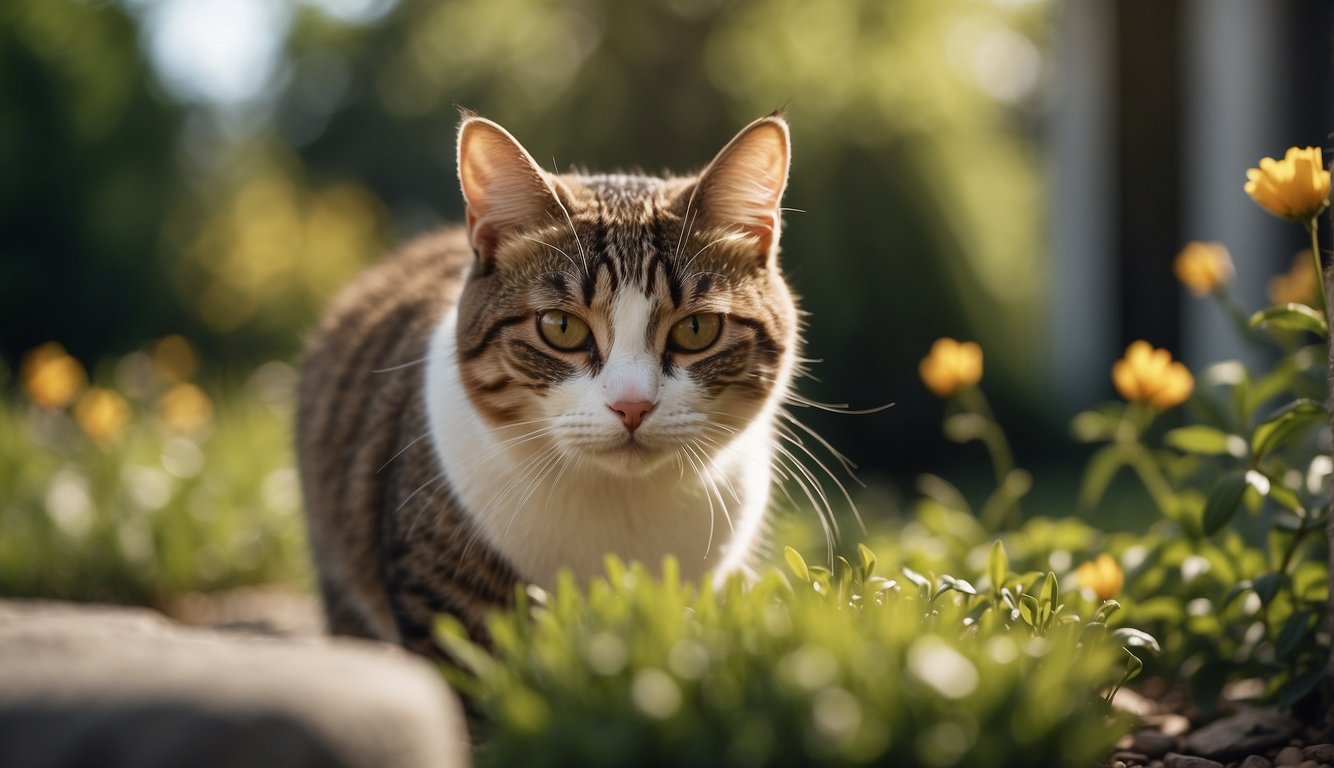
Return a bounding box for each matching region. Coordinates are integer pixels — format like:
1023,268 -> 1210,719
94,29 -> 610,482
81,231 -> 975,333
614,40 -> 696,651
453,114 -> 798,477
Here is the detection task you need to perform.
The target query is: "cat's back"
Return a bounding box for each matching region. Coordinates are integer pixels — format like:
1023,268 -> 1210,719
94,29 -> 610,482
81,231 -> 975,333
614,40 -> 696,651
297,226 -> 472,639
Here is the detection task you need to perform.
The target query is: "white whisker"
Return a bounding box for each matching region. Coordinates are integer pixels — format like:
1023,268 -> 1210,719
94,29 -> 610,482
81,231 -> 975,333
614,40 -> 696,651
373,358 -> 428,373
378,432 -> 429,474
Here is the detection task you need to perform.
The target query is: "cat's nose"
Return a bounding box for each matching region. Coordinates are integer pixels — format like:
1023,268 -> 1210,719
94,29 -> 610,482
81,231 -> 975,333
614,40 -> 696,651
609,400 -> 654,433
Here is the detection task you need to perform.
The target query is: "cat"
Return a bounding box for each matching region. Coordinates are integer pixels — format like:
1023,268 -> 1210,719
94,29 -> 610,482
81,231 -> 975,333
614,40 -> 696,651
297,112 -> 800,656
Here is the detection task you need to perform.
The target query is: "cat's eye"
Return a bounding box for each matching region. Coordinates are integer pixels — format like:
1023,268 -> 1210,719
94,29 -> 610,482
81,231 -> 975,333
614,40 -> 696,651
668,313 -> 723,353
537,310 -> 592,351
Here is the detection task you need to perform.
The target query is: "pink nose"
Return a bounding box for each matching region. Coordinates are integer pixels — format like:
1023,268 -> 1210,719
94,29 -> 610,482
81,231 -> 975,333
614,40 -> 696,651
610,400 -> 654,433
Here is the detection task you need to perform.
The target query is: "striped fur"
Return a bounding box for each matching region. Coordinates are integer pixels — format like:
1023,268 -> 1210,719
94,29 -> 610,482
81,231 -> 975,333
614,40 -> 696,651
298,116 -> 799,655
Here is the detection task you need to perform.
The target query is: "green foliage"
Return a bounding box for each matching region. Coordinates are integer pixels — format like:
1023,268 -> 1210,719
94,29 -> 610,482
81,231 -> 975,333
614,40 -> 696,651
441,553 -> 1130,768
0,360 -> 310,604
1066,350 -> 1330,713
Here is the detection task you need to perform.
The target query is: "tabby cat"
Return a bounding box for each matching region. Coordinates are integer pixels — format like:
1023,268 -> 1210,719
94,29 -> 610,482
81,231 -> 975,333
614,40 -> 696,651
297,113 -> 799,655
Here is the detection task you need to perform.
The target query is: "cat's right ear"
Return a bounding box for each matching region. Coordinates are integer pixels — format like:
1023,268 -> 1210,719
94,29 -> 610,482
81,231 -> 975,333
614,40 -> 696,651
457,117 -> 562,268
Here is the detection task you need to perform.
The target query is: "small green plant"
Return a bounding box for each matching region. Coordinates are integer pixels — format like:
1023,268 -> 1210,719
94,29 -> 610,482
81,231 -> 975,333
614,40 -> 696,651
0,338 -> 310,604
911,146 -> 1333,720
439,552 -> 1135,768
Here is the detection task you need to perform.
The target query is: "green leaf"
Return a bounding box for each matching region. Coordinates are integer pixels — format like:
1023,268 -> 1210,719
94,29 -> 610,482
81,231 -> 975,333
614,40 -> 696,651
865,576 -> 898,595
835,556 -> 854,599
916,473 -> 971,514
948,577 -> 978,596
1264,481 -> 1305,514
1190,661 -> 1230,721
1274,610 -> 1314,660
963,598 -> 993,627
1070,409 -> 1114,443
943,412 -> 990,443
1121,648 -> 1143,684
1250,572 -> 1287,606
1092,600 -> 1121,624
901,566 -> 931,591
857,543 -> 877,581
1164,425 -> 1243,456
434,614 -> 499,679
1244,356 -> 1304,418
1077,445 -> 1128,512
1202,471 -> 1248,535
1249,303 -> 1329,335
1251,399 -> 1328,461
1106,648 -> 1144,705
1111,627 -> 1162,654
784,546 -> 810,583
1273,666 -> 1325,708
1019,594 -> 1039,626
988,540 -> 1008,594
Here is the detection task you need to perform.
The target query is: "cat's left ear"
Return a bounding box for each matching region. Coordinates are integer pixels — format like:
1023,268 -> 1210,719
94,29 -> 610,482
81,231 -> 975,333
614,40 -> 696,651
690,115 -> 791,263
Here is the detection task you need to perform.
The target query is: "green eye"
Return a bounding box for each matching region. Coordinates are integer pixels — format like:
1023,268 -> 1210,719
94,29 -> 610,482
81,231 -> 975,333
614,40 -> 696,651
668,313 -> 723,353
537,310 -> 592,351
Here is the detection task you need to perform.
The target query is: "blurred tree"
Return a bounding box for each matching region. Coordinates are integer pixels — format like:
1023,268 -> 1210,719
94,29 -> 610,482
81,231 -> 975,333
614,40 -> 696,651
274,0 -> 1052,477
0,0 -> 185,365
2,0 -> 1054,486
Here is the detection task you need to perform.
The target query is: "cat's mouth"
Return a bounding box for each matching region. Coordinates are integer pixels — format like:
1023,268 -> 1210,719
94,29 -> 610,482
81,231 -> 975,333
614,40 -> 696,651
588,435 -> 673,474
608,436 -> 651,457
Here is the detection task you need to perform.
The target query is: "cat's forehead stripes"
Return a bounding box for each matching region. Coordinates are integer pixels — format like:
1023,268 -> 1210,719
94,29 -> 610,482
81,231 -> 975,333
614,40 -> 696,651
560,174 -> 690,302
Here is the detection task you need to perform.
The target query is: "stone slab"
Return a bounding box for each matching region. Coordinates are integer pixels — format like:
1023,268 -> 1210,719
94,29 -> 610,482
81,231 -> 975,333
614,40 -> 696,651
0,599 -> 470,768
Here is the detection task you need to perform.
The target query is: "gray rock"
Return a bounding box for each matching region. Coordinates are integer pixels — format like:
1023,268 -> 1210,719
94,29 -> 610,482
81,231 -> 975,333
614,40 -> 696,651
1183,709 -> 1302,761
1304,745 -> 1334,763
1238,756 -> 1274,768
1164,753 -> 1225,768
0,599 -> 471,768
1278,746 -> 1307,766
1133,729 -> 1179,757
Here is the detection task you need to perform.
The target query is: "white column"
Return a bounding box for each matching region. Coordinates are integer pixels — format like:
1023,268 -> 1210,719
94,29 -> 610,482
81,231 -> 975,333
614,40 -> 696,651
1049,0 -> 1116,408
1181,0 -> 1286,369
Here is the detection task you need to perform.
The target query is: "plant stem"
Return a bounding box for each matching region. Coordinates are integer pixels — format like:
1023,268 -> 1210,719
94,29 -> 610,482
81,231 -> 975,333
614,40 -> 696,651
1304,217 -> 1329,320
1215,288 -> 1271,348
956,386 -> 1022,529
1126,444 -> 1178,519
1117,404 -> 1178,518
1277,522 -> 1316,577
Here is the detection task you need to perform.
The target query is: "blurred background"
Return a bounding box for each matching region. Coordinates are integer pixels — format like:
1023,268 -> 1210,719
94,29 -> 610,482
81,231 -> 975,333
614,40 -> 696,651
3,0 -> 1333,606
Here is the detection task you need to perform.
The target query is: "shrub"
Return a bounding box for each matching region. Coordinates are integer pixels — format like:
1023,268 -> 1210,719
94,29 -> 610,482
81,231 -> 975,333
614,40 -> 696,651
439,552 -> 1135,768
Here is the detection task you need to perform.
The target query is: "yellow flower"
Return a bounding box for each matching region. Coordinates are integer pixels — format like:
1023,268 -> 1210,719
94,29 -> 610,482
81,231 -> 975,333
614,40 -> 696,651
1173,241 -> 1234,297
1111,341 -> 1193,410
1076,554 -> 1124,601
20,342 -> 88,409
1267,251 -> 1319,306
1244,146 -> 1331,221
75,388 -> 130,445
157,382 -> 214,433
919,338 -> 983,397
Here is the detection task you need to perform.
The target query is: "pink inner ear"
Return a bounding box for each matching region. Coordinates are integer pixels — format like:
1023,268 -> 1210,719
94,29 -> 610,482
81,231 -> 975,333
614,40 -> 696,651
695,119 -> 791,256
457,118 -> 559,257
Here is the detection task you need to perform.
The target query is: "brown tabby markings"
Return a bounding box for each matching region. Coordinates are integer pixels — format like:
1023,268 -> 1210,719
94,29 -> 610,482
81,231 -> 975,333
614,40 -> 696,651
299,118 -> 797,656
298,232 -> 521,651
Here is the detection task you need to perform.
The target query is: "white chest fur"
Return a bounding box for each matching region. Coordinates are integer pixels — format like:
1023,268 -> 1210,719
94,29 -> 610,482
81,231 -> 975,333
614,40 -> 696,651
424,309 -> 776,588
